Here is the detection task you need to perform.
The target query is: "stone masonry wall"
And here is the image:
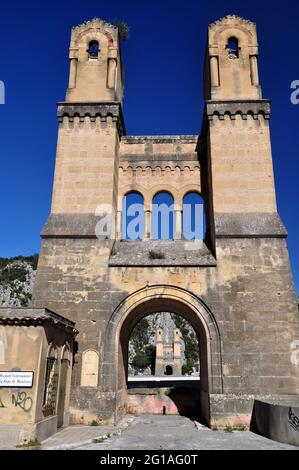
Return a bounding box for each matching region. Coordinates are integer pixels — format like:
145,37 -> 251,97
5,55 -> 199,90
33,233 -> 299,424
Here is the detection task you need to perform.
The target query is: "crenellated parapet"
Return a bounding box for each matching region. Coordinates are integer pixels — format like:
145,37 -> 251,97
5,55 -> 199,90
206,99 -> 271,121
57,101 -> 125,136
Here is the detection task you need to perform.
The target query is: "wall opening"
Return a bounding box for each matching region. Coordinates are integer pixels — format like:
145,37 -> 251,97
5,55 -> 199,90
80,349 -> 99,387
165,365 -> 173,376
182,192 -> 206,240
122,191 -> 145,240
123,309 -> 203,420
104,286 -> 222,426
151,192 -> 175,240
42,344 -> 59,417
87,40 -> 100,59
226,37 -> 239,58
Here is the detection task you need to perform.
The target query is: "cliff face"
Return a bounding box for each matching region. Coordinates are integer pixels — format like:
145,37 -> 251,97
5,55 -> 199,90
0,255 -> 38,307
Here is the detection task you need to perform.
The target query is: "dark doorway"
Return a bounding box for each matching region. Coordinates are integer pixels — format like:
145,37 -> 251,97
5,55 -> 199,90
165,365 -> 173,376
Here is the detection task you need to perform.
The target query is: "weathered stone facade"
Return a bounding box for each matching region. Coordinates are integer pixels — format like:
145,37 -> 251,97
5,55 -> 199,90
32,16 -> 299,428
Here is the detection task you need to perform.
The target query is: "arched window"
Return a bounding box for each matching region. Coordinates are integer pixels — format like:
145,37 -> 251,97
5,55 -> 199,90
122,192 -> 145,240
81,349 -> 100,387
88,40 -> 100,59
57,344 -> 71,428
165,365 -> 173,376
43,344 -> 58,416
61,344 -> 71,362
226,37 -> 239,58
151,192 -> 175,240
182,192 -> 206,241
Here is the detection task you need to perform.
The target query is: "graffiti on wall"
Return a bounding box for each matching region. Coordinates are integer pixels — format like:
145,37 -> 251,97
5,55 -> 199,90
12,392 -> 33,412
289,408 -> 299,433
0,392 -> 33,412
43,372 -> 58,413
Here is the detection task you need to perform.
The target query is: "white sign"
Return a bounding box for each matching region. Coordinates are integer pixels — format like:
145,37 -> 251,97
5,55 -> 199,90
0,371 -> 34,388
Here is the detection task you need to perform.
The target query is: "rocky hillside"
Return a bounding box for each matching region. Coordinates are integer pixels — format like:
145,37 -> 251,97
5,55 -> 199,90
0,255 -> 38,307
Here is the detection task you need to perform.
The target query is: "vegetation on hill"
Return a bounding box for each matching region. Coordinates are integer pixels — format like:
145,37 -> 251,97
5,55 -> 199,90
0,255 -> 38,307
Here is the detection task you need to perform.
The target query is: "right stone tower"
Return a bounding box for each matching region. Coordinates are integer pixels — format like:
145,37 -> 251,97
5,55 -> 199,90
205,15 -> 277,221
201,15 -> 299,425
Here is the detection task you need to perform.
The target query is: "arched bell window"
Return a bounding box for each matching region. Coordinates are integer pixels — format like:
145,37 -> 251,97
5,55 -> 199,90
88,40 -> 100,59
226,37 -> 239,59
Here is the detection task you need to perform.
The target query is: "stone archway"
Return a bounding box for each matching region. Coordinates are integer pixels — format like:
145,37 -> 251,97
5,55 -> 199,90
102,285 -> 223,425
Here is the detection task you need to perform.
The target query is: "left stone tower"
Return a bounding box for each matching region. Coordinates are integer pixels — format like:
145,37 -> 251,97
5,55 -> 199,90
32,19 -> 126,424
52,17 -> 124,217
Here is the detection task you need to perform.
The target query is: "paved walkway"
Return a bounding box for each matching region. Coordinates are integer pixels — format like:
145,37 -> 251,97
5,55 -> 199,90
41,417 -> 134,450
70,415 -> 298,451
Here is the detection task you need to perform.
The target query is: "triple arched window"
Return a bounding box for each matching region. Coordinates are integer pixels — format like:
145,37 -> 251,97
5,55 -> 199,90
122,191 -> 205,241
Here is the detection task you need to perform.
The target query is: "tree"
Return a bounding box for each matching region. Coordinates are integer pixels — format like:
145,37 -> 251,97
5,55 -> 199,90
114,20 -> 130,41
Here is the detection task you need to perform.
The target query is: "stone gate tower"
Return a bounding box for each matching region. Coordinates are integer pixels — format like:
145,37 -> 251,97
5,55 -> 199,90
33,16 -> 299,428
155,327 -> 182,376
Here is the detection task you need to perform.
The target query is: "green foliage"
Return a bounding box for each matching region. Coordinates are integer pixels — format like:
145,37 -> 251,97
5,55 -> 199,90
182,364 -> 193,375
17,438 -> 41,448
173,315 -> 199,374
130,318 -> 151,350
90,419 -> 103,426
148,250 -> 165,260
111,246 -> 117,257
0,255 -> 38,307
114,20 -> 130,41
224,425 -> 247,433
0,254 -> 38,271
132,346 -> 154,370
0,264 -> 27,285
224,426 -> 234,433
130,318 -> 156,372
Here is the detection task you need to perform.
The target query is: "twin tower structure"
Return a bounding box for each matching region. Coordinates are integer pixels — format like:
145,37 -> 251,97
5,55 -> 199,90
32,16 -> 299,427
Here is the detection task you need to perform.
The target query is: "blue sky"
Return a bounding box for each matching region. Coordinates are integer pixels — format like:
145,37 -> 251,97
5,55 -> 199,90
0,0 -> 298,292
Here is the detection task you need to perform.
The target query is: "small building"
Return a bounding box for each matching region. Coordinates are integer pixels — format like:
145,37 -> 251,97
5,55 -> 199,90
0,308 -> 77,446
